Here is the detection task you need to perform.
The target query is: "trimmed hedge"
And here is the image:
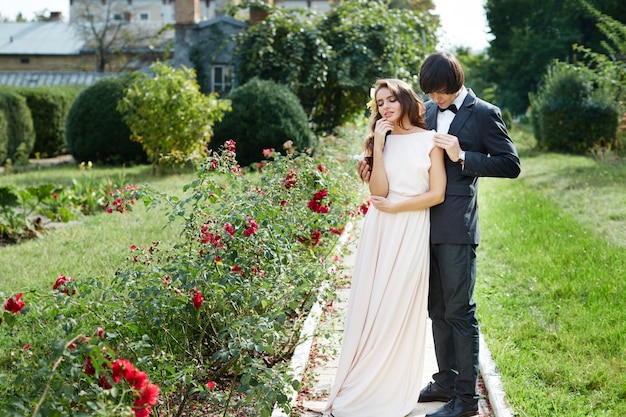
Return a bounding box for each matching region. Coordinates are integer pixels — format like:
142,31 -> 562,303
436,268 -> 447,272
540,100 -> 619,153
0,88 -> 35,163
66,76 -> 146,164
530,64 -> 620,153
0,109 -> 7,163
211,77 -> 316,167
17,86 -> 83,158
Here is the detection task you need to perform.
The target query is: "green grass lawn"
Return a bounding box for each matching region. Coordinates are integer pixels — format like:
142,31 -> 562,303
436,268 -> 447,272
0,163 -> 196,292
476,125 -> 626,416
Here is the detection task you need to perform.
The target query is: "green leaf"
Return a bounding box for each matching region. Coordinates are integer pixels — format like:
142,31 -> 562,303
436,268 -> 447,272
0,186 -> 18,208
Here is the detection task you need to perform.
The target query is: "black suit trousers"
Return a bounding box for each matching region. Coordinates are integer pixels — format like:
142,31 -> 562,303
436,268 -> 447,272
428,242 -> 480,403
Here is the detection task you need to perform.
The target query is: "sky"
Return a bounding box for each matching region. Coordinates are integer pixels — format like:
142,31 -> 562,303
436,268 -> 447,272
433,0 -> 493,52
0,0 -> 493,52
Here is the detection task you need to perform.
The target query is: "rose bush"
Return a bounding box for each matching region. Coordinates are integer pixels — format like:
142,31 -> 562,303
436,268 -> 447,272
0,121 -> 369,416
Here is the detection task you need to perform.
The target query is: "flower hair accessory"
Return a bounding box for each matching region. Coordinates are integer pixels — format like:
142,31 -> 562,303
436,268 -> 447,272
366,87 -> 377,114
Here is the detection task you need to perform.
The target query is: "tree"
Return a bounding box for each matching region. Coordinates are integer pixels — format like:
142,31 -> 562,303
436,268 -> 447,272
233,6 -> 331,130
454,47 -> 498,104
575,1 -> 626,105
389,0 -> 436,13
234,0 -> 438,134
485,0 -> 626,114
117,62 -> 231,173
72,0 -> 126,72
34,10 -> 54,21
317,0 -> 438,132
72,0 -> 172,72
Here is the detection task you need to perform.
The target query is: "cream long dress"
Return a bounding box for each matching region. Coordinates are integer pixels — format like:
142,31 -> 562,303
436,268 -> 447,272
324,131 -> 435,417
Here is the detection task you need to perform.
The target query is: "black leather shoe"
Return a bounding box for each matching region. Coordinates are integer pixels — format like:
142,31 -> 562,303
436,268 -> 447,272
425,397 -> 478,417
418,381 -> 454,403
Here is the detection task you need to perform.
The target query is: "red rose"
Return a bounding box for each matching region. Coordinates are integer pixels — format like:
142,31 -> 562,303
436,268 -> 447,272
126,368 -> 149,390
53,275 -> 76,295
4,293 -> 25,314
111,359 -> 134,384
192,291 -> 204,309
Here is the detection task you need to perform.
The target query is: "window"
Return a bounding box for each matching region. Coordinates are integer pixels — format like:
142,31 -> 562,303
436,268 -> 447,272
113,13 -> 123,20
139,12 -> 149,21
211,65 -> 234,95
20,57 -> 30,64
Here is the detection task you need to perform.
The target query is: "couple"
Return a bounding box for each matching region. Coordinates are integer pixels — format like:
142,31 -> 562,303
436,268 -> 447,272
322,52 -> 521,417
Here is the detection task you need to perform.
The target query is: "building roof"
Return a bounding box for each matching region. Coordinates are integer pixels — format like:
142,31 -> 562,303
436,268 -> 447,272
0,71 -> 118,87
196,15 -> 247,30
0,22 -> 85,55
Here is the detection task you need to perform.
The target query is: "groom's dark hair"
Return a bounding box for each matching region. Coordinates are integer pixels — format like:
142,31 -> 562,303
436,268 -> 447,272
419,51 -> 465,94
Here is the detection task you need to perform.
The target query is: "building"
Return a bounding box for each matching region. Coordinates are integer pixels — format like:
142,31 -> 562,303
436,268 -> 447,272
0,22 -> 91,72
0,0 -> 334,89
68,0 -> 228,25
66,0 -> 332,24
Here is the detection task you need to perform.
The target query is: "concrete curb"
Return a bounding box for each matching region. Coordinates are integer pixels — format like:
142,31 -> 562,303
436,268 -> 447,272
479,334 -> 515,417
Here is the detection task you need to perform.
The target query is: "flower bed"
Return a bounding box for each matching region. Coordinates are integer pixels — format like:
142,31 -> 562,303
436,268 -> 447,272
0,124 -> 368,416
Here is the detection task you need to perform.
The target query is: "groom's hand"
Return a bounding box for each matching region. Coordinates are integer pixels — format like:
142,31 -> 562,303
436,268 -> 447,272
357,160 -> 371,183
434,133 -> 462,162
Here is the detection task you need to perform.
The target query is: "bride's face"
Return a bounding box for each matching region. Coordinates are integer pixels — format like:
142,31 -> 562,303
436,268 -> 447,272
376,87 -> 402,123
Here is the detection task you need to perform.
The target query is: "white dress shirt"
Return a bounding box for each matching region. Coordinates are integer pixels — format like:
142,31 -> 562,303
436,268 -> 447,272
436,87 -> 468,134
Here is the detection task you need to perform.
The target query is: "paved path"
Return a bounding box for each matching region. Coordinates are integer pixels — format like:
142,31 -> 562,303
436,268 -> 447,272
289,222 -> 501,417
0,154 -> 75,173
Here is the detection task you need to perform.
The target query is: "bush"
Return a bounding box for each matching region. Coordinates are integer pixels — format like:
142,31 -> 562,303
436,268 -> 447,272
17,86 -> 83,158
0,137 -> 366,416
0,88 -> 35,163
530,63 -> 620,153
501,107 -> 513,130
0,109 -> 7,163
232,1 -> 438,135
66,76 -> 146,164
212,77 -> 316,167
118,62 -> 230,173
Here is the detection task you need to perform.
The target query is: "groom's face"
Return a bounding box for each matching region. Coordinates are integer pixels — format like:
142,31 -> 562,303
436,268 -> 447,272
428,90 -> 459,110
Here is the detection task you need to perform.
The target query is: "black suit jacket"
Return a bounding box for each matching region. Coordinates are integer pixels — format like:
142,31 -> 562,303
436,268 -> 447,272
426,88 -> 521,245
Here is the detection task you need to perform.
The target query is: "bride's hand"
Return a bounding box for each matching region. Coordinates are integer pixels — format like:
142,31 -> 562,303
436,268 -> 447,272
369,195 -> 394,213
374,119 -> 393,148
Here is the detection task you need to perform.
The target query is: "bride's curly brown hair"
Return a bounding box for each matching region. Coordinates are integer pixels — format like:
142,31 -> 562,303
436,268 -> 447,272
364,79 -> 427,157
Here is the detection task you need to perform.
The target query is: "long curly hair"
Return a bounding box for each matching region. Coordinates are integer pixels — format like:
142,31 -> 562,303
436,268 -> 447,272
364,79 -> 426,156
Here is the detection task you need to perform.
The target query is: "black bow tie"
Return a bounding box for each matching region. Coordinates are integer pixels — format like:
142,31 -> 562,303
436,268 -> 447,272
438,104 -> 458,114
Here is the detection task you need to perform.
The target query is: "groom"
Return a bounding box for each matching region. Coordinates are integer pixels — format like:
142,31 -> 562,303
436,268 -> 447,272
417,52 -> 520,417
358,52 -> 520,417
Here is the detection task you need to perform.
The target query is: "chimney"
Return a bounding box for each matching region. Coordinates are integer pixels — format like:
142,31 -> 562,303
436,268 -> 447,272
49,11 -> 63,21
175,0 -> 200,26
249,0 -> 274,25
